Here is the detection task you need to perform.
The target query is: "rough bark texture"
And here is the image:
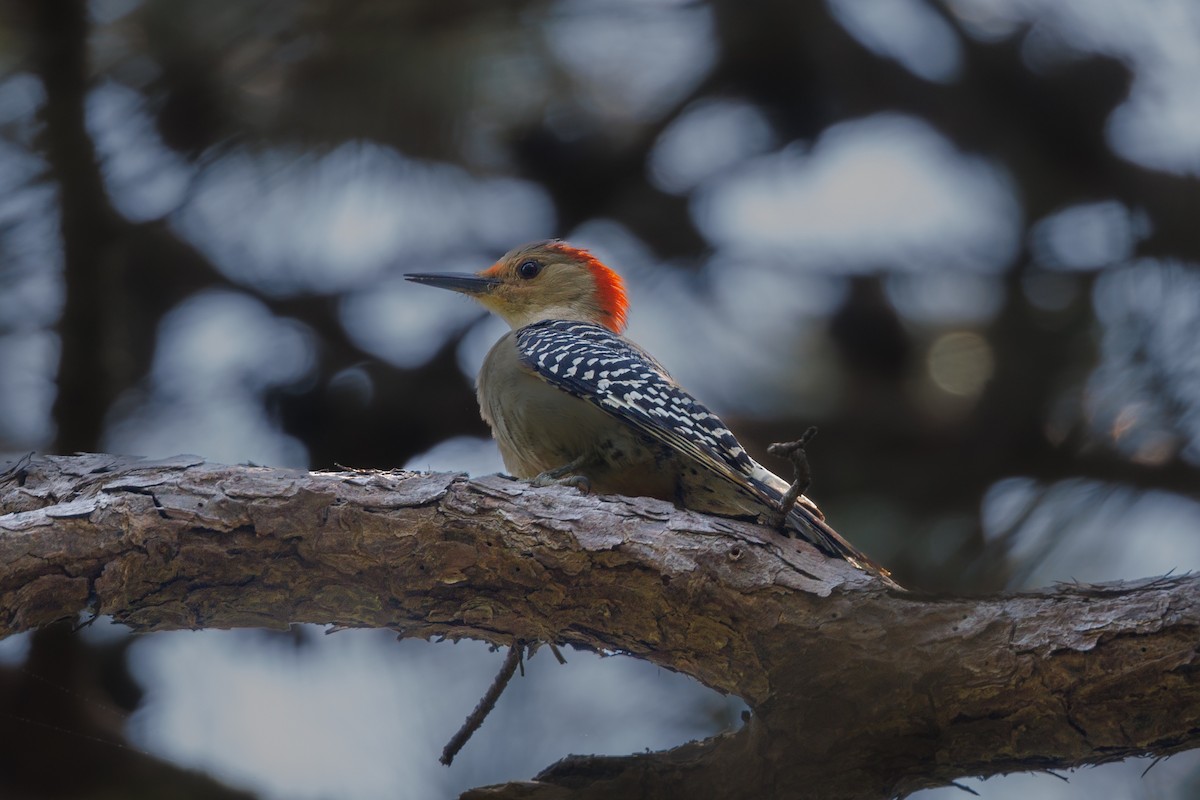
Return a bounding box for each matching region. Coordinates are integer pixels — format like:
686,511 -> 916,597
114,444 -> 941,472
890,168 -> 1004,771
2,454 -> 1198,799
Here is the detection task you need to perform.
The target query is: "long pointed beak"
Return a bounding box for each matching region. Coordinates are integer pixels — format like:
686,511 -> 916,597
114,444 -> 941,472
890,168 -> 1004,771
404,272 -> 500,296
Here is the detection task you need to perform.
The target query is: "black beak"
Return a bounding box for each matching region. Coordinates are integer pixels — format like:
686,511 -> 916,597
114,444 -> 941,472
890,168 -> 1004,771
404,272 -> 500,296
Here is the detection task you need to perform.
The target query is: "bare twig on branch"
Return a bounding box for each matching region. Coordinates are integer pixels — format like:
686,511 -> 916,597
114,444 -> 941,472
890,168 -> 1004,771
767,426 -> 818,529
3,454 -> 1200,800
441,642 -> 525,766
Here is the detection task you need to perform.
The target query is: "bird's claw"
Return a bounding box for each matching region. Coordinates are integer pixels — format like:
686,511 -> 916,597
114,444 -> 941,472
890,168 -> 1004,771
532,470 -> 591,494
563,474 -> 590,493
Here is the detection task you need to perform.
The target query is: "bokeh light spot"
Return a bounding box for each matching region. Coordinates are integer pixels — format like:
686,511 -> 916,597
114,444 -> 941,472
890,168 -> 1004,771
927,331 -> 993,397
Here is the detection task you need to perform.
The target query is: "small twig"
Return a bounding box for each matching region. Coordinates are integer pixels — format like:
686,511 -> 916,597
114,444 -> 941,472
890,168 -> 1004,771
72,613 -> 98,631
331,462 -> 376,474
948,781 -> 981,796
440,640 -> 525,766
527,640 -> 568,665
767,427 -> 818,530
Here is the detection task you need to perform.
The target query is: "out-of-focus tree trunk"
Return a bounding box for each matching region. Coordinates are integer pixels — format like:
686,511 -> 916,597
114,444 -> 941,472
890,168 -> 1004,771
30,0 -> 122,453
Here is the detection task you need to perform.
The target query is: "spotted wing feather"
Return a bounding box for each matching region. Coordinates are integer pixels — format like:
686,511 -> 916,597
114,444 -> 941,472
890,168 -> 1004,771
516,321 -> 767,491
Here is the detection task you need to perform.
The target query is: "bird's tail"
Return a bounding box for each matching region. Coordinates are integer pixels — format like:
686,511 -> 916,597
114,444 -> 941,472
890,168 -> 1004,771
785,505 -> 901,589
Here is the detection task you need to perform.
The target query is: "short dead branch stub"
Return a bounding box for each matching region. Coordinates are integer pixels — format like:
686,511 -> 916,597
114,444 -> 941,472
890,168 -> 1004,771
767,426 -> 818,530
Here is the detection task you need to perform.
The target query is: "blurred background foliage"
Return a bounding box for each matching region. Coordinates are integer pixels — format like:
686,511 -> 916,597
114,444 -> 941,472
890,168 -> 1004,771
1,0 -> 1200,797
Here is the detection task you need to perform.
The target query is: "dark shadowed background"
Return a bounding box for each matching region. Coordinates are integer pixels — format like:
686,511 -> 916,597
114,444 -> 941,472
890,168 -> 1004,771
2,0 -> 1199,797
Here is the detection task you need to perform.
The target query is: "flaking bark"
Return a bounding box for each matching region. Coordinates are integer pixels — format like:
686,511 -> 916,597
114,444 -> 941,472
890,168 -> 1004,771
2,454 -> 1198,799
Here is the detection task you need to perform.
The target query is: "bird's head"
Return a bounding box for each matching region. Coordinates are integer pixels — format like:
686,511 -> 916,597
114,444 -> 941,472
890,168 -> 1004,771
405,241 -> 628,333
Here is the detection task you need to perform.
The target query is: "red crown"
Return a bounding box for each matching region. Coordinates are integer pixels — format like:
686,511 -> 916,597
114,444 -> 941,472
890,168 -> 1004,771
545,243 -> 628,333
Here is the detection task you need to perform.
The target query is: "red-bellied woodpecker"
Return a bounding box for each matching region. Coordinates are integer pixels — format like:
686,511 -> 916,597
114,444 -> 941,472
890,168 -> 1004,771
406,241 -> 892,582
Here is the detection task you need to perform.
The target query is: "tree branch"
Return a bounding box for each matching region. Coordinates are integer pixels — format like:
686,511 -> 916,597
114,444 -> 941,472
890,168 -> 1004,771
2,454 -> 1198,799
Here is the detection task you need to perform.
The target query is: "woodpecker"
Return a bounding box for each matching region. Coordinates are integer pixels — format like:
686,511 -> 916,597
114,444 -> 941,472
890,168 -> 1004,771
406,241 -> 891,581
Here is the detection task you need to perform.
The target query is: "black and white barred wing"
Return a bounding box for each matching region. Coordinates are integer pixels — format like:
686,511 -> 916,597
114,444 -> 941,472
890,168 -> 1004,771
513,320 -> 778,503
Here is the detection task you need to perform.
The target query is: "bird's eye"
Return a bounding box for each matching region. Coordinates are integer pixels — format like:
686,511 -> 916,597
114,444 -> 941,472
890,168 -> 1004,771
517,260 -> 542,279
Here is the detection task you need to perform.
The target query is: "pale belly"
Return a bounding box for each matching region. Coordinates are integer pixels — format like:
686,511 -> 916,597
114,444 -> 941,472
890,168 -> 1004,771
479,359 -> 678,500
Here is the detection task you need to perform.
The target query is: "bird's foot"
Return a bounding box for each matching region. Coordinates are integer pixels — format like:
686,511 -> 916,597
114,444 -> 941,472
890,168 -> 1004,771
531,458 -> 592,494
531,471 -> 591,493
